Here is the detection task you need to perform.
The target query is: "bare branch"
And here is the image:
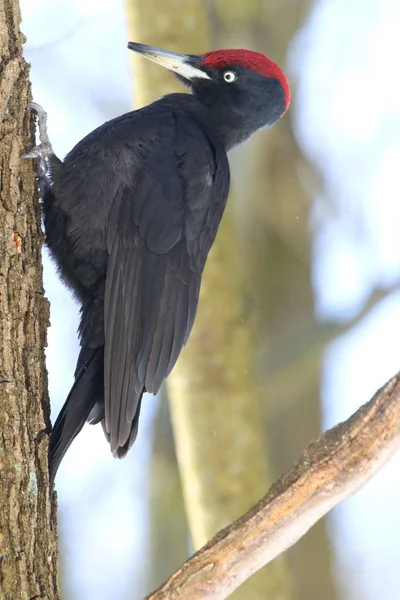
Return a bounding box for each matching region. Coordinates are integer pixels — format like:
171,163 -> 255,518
146,372 -> 400,600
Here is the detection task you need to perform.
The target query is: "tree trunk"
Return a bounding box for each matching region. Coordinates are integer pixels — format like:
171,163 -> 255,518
212,2 -> 338,599
0,1 -> 59,598
125,1 -> 290,597
148,391 -> 189,592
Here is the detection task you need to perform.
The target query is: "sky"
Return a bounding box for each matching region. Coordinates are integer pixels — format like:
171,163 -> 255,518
20,1 -> 400,599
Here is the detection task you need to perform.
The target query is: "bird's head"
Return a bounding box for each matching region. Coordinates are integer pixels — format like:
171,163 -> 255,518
128,42 -> 290,148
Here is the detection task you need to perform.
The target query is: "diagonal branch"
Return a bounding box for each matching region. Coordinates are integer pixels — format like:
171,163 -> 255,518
146,372 -> 400,600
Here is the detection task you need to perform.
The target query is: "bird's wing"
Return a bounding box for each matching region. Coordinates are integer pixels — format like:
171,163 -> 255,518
104,119 -> 229,454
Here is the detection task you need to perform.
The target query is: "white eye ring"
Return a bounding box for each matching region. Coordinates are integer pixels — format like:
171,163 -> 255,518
223,71 -> 237,83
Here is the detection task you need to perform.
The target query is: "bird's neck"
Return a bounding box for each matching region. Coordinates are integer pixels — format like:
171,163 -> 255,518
157,93 -> 251,151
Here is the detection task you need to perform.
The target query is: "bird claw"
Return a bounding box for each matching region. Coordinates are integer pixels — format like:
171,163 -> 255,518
21,102 -> 53,177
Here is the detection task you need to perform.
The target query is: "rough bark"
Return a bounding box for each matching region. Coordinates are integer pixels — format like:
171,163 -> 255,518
125,1 -> 290,597
145,371 -> 400,600
0,1 -> 59,598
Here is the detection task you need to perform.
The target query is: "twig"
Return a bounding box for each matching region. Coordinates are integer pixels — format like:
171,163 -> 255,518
146,372 -> 400,600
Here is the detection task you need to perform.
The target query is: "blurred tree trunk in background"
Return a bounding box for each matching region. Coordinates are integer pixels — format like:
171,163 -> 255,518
147,390 -> 189,591
0,1 -> 59,598
212,1 -> 338,600
126,1 -> 290,598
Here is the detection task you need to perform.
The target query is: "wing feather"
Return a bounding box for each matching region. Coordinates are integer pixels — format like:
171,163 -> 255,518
104,116 -> 229,454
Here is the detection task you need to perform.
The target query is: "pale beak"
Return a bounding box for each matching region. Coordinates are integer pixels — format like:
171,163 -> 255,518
128,42 -> 211,81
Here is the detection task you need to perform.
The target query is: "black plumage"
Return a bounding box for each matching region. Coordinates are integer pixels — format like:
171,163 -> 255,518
25,43 -> 289,485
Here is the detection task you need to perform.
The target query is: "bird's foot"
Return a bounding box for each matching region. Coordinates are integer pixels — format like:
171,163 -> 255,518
21,102 -> 53,177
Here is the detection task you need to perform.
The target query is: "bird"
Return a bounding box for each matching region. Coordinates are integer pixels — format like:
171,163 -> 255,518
22,42 -> 290,486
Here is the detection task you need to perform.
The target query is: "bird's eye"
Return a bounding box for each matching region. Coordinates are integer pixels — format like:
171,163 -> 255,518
223,71 -> 237,83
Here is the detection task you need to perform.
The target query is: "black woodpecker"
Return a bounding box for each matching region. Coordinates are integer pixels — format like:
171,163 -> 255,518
22,43 -> 290,486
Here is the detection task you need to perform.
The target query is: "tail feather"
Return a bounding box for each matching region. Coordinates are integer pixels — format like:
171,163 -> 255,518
101,395 -> 143,458
49,344 -> 145,485
49,346 -> 103,487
